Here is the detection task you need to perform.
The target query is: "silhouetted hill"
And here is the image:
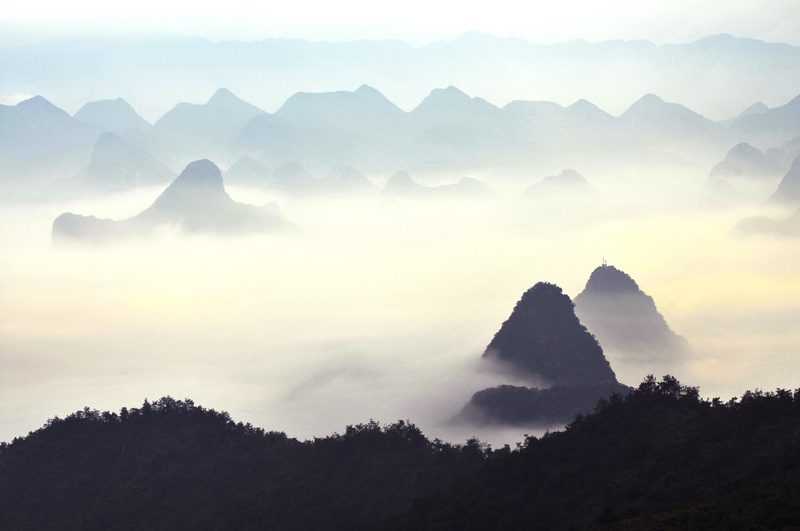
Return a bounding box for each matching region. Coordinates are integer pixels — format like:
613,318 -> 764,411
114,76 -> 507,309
377,376 -> 800,530
458,282 -> 624,428
0,397 -> 486,531
73,97 -> 153,134
574,264 -> 688,365
7,377 -> 800,530
483,282 -> 617,385
49,132 -> 175,197
52,159 -> 293,243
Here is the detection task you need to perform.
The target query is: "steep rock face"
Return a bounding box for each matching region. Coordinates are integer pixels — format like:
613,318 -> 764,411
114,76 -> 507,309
483,282 -> 617,386
573,265 -> 687,363
53,159 -> 293,243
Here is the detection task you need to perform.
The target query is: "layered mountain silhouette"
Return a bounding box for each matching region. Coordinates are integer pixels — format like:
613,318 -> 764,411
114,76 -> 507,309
6,33 -> 800,132
457,282 -> 629,427
573,264 -> 688,364
52,160 -> 293,243
0,96 -> 101,188
153,88 -> 264,159
49,132 -> 175,197
8,84 -> 800,201
380,171 -> 492,198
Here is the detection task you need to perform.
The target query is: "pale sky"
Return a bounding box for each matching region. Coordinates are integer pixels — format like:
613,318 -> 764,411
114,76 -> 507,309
2,0 -> 800,46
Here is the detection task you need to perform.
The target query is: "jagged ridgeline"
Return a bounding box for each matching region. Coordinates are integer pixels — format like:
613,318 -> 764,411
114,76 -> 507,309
458,282 -> 630,427
573,264 -> 688,363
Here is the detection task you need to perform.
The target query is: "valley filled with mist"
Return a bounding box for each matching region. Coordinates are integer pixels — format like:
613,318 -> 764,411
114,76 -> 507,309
3,31 -> 800,451
5,20 -> 800,527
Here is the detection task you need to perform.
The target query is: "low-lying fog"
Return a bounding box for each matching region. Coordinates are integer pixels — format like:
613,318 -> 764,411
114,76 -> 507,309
2,166 -> 799,447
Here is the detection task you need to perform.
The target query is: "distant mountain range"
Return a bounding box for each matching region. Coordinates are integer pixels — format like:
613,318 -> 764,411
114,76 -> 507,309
4,32 -> 800,123
4,82 -> 800,200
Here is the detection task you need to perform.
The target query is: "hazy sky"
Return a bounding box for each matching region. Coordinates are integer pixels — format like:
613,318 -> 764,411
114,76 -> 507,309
2,0 -> 800,46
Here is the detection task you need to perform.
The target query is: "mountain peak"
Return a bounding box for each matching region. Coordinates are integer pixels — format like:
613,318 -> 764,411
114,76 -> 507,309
145,159 -> 228,216
634,93 -> 665,106
74,97 -> 151,132
355,84 -> 380,96
207,88 -> 244,107
574,265 -> 687,364
483,282 -> 617,386
17,95 -> 66,115
583,264 -> 641,294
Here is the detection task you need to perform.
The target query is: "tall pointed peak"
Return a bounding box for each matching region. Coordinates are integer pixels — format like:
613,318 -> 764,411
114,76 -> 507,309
207,88 -> 241,106
483,282 -> 617,386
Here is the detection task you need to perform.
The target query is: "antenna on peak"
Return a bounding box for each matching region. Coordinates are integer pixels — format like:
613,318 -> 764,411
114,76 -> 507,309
602,257 -> 607,267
